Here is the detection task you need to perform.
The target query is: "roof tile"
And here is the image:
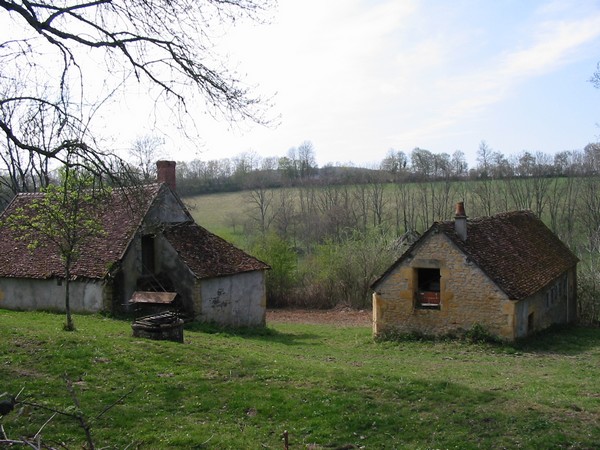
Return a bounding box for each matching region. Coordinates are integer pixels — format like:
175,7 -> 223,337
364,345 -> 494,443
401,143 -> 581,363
0,185 -> 160,280
437,211 -> 578,299
373,210 -> 578,300
164,223 -> 269,279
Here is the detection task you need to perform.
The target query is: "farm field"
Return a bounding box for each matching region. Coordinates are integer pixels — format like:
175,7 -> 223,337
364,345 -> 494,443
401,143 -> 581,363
184,191 -> 247,237
1,310 -> 599,449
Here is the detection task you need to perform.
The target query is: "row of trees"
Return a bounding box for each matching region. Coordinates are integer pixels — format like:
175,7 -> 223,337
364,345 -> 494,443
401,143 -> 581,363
239,176 -> 600,252
170,140 -> 600,197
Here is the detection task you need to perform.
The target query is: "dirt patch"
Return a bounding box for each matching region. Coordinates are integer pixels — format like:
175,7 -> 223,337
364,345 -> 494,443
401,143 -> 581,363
266,307 -> 372,327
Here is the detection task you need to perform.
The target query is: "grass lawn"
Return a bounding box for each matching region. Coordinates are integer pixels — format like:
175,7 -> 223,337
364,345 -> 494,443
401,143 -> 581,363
1,311 -> 599,449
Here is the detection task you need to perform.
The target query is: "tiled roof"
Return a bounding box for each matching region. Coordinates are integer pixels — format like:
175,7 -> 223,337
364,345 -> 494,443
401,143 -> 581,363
0,184 -> 161,280
436,211 -> 578,299
164,223 -> 269,279
373,210 -> 578,300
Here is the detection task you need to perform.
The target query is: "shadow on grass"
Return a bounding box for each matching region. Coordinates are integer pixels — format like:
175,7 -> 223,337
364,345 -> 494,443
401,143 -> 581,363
515,324 -> 600,355
376,324 -> 600,356
184,321 -> 321,346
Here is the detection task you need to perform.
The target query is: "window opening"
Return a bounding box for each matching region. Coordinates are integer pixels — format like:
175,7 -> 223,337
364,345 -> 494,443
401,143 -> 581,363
527,312 -> 535,334
142,235 -> 156,275
416,268 -> 441,309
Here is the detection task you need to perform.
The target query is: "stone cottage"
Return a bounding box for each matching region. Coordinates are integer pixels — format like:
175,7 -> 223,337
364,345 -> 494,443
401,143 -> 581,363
0,161 -> 269,327
371,202 -> 578,341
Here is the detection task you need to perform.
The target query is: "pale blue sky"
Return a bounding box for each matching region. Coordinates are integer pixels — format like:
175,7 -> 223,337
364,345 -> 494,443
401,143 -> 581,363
75,1 -> 600,167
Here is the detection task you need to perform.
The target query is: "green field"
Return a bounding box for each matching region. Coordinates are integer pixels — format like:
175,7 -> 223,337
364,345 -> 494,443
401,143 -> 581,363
184,191 -> 246,236
1,311 -> 599,449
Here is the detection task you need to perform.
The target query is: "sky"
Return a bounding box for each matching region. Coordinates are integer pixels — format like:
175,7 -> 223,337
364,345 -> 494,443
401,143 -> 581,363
9,0 -> 600,169
182,0 -> 600,168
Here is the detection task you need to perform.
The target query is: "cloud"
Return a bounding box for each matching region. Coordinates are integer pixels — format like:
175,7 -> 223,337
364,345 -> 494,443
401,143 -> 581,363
411,9 -> 600,143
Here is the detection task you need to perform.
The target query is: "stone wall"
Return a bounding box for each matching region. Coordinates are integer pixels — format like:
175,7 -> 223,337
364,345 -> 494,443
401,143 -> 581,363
373,233 -> 517,339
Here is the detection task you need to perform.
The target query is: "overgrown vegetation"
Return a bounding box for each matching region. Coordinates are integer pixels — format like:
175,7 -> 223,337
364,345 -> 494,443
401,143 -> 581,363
187,172 -> 600,323
374,323 -> 504,345
0,311 -> 599,448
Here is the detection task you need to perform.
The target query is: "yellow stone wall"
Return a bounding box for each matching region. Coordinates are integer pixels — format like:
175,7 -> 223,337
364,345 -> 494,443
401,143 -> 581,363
373,233 -> 517,340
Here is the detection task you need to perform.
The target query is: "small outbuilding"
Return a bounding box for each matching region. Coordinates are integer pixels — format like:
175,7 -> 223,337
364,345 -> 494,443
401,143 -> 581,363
0,161 -> 269,327
371,202 -> 578,341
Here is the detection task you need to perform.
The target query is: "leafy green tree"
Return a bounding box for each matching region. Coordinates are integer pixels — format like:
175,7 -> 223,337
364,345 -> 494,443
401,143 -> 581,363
251,233 -> 298,307
4,165 -> 106,330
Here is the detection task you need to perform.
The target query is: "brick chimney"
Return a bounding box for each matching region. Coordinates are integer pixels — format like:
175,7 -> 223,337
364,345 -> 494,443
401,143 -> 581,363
156,160 -> 176,192
454,201 -> 467,241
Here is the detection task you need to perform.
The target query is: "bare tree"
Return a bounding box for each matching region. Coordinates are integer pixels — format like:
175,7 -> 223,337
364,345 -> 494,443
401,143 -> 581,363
450,150 -> 468,178
410,147 -> 435,180
472,141 -> 498,216
0,1 -> 272,176
380,148 -> 408,177
476,140 -> 493,178
393,181 -> 420,235
273,188 -> 297,241
128,135 -> 165,181
246,185 -> 274,235
368,176 -> 388,228
297,140 -> 317,180
316,184 -> 355,240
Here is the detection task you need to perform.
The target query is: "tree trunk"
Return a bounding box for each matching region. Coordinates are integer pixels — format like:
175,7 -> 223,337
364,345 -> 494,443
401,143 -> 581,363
64,260 -> 75,331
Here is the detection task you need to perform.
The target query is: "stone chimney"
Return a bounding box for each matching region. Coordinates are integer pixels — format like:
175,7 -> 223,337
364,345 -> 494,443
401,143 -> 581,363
454,201 -> 467,241
156,160 -> 176,192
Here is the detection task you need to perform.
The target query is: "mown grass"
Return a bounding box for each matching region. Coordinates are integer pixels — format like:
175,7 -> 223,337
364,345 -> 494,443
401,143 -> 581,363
1,311 -> 599,449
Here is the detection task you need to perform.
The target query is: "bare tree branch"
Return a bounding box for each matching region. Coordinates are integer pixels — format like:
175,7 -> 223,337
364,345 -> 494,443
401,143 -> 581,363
0,0 -> 273,189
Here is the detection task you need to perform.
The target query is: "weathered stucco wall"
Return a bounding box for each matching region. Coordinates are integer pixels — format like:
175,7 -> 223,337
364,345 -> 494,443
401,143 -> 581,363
514,269 -> 577,338
0,277 -> 104,313
113,191 -> 192,313
156,235 -> 198,315
373,233 -> 516,339
115,234 -> 143,311
197,271 -> 266,327
144,188 -> 189,225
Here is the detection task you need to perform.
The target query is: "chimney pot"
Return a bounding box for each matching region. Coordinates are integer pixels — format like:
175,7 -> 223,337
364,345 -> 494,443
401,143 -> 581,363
156,160 -> 176,192
454,201 -> 467,241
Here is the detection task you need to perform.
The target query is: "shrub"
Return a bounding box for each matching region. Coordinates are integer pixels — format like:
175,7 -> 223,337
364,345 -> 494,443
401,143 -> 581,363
577,254 -> 600,326
464,323 -> 502,344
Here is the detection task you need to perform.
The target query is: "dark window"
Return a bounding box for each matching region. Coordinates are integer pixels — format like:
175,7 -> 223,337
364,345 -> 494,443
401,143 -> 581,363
142,235 -> 155,275
416,268 -> 441,309
527,312 -> 535,334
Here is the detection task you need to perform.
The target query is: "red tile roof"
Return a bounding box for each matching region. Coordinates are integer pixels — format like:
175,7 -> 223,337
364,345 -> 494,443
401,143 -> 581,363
373,210 -> 578,299
0,184 -> 161,280
0,183 -> 268,281
164,223 -> 269,279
